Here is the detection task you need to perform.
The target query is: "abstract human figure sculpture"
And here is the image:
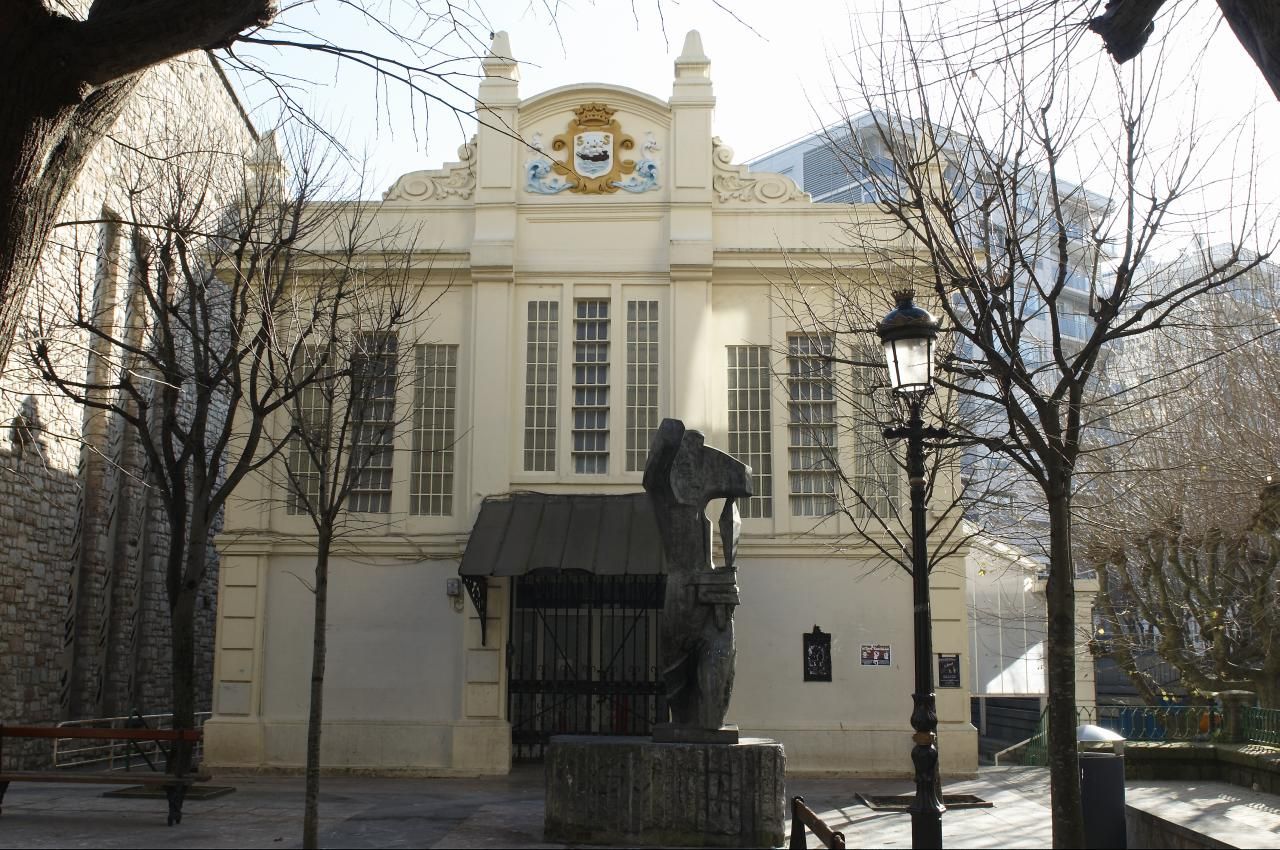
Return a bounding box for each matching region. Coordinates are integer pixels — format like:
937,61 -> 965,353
642,418 -> 753,742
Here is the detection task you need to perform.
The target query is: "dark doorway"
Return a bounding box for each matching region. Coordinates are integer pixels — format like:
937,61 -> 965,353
506,571 -> 665,762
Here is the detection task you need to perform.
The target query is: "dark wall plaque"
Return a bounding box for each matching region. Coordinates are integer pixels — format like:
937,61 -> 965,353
803,626 -> 832,682
937,653 -> 961,689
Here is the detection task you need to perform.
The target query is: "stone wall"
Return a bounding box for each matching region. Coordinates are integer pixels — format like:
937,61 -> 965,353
1123,741 -> 1280,793
0,44 -> 255,750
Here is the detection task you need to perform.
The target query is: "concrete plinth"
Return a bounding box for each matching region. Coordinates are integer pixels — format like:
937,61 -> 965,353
544,735 -> 785,847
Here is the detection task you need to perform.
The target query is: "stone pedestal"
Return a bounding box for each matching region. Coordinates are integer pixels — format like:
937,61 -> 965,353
544,735 -> 785,848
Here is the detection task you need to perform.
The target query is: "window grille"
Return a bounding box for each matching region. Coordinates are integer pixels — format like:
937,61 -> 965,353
287,346 -> 331,515
850,353 -> 899,519
523,301 -> 559,472
573,300 -> 610,474
410,344 -> 458,515
788,334 -> 837,517
726,346 -> 773,518
348,333 -> 397,513
625,300 -> 659,472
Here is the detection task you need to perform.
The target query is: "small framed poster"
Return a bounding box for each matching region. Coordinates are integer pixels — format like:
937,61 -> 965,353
937,653 -> 962,688
804,626 -> 832,682
860,644 -> 891,666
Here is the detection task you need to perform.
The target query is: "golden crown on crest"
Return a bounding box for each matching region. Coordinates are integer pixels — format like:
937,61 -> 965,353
573,103 -> 617,127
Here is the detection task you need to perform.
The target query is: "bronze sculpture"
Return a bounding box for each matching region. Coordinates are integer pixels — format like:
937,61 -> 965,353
642,418 -> 753,742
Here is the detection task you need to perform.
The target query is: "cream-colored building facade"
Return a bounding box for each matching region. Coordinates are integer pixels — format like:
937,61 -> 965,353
204,31 -> 984,777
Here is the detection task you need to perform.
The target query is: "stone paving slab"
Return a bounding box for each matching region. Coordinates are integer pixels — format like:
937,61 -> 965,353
788,768 -> 1055,848
1125,780 -> 1280,848
0,765 -> 1271,848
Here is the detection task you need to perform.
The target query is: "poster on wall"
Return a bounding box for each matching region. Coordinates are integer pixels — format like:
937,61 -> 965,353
937,653 -> 962,688
860,644 -> 891,666
803,626 -> 832,682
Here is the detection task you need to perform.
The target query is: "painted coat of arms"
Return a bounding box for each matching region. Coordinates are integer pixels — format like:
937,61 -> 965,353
526,103 -> 660,195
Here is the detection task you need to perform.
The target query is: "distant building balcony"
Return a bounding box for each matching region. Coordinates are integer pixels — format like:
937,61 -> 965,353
1059,312 -> 1093,340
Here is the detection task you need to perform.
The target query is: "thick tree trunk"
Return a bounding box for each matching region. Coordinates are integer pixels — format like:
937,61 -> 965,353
1045,486 -> 1085,849
1216,0 -> 1280,101
0,22 -> 139,367
303,534 -> 332,849
0,0 -> 277,369
1255,660 -> 1280,709
1090,0 -> 1280,100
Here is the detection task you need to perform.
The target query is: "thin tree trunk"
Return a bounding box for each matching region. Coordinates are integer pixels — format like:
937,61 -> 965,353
168,584 -> 198,775
165,512 -> 210,776
303,532 -> 332,849
1045,486 -> 1084,849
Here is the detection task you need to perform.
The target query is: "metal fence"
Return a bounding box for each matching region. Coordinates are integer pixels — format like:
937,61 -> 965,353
1244,707 -> 1280,746
1103,705 -> 1221,741
53,712 -> 211,771
1018,704 -> 1221,766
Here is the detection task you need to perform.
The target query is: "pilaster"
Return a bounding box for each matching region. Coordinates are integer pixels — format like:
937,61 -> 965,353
202,551 -> 268,767
467,267 -> 513,510
668,32 -> 716,432
1075,575 -> 1099,714
472,32 -> 520,272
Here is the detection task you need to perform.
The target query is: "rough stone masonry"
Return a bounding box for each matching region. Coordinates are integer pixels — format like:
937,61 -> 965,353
0,35 -> 256,761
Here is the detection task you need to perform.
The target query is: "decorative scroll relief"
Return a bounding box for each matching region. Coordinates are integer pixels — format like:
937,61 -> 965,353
525,103 -> 661,195
384,138 -> 476,201
525,133 -> 570,195
711,137 -> 810,204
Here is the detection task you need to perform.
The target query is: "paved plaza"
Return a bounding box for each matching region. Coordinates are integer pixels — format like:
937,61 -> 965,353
1,766 -> 1278,848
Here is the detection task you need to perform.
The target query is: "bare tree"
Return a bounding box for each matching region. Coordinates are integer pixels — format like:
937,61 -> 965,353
26,129 -> 402,772
269,252 -> 438,848
794,14 -> 1275,846
772,277 -> 985,577
1081,252 -> 1280,705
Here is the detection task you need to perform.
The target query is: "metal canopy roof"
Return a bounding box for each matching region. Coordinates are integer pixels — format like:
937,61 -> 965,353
459,492 -> 667,577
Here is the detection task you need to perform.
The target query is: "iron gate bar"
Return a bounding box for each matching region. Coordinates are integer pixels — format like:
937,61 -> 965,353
507,572 -> 665,761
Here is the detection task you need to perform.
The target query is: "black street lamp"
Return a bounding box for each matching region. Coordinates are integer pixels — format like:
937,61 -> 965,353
877,289 -> 948,850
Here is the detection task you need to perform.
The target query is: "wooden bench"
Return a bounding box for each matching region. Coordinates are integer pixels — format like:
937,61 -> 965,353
0,724 -> 208,826
789,795 -> 847,849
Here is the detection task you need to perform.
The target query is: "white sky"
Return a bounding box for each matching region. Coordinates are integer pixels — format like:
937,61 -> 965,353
227,0 -> 1280,215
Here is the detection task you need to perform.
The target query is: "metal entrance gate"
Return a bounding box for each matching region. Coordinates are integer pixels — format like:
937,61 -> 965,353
507,571 -> 665,761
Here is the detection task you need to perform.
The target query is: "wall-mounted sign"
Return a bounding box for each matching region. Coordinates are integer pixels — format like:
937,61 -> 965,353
860,644 -> 891,666
937,653 -> 962,689
803,626 -> 832,682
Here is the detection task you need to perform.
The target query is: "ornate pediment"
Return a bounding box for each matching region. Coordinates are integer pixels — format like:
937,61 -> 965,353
384,139 -> 477,201
712,138 -> 809,204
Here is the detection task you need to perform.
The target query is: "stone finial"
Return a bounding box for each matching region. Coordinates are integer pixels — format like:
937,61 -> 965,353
674,30 -> 710,79
482,30 -> 519,81
249,128 -> 286,197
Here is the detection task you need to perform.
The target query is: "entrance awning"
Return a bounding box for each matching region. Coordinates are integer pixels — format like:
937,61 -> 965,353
458,492 -> 667,642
